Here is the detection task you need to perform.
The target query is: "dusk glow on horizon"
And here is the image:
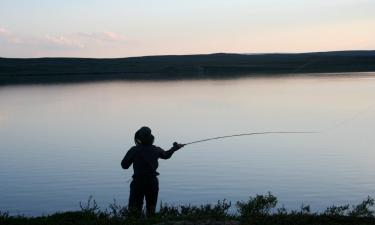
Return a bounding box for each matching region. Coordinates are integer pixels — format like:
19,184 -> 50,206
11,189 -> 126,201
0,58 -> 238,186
1,0 -> 374,58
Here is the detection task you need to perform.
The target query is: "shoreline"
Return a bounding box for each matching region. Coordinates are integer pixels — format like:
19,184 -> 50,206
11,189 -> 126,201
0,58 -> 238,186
1,51 -> 375,85
0,71 -> 374,87
1,194 -> 374,224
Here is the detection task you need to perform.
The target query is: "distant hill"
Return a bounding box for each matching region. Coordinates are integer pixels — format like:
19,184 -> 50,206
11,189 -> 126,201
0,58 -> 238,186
1,50 -> 375,84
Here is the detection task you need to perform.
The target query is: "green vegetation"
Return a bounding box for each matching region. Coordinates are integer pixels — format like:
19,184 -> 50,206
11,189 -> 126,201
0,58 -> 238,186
1,51 -> 375,84
1,193 -> 374,225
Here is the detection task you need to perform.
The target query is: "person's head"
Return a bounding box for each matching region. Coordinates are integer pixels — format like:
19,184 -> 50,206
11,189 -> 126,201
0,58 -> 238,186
134,126 -> 154,145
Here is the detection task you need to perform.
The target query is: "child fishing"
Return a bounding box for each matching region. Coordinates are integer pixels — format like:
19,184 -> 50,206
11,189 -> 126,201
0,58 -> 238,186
121,127 -> 184,216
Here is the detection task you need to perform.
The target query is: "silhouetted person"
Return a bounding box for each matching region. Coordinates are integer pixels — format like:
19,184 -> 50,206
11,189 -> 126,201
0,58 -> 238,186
121,126 -> 184,216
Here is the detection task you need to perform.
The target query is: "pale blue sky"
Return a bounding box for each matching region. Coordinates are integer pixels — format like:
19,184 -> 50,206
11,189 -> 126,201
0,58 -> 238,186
0,0 -> 374,58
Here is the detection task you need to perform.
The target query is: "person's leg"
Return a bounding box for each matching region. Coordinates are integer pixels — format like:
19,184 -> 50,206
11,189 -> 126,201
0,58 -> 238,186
128,179 -> 144,216
145,177 -> 159,216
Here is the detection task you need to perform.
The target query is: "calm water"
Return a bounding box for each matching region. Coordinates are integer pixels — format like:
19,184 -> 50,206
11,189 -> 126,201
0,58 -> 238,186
1,73 -> 375,216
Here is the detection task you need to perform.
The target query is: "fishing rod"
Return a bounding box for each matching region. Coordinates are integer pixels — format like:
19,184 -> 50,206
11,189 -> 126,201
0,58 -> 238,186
182,131 -> 319,146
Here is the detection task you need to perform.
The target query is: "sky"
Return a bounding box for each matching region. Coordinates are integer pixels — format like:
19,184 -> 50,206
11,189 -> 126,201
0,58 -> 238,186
0,0 -> 374,58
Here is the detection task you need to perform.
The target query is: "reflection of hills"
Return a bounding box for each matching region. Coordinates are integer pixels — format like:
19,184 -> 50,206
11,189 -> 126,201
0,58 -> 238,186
1,50 -> 375,84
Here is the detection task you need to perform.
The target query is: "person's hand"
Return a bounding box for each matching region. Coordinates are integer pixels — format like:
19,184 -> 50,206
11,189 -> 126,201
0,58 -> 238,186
173,142 -> 185,150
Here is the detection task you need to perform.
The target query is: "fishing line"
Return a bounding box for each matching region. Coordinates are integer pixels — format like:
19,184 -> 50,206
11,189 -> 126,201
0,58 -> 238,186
322,103 -> 375,132
291,58 -> 322,74
182,102 -> 375,146
183,131 -> 319,146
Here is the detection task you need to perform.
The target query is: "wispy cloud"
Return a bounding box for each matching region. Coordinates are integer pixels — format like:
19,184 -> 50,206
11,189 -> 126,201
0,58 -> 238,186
0,27 -> 25,44
75,31 -> 125,42
43,35 -> 85,49
0,27 -> 10,36
0,27 -> 125,51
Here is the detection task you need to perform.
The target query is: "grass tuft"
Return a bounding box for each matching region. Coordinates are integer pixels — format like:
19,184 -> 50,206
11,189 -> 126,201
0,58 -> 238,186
1,193 -> 375,225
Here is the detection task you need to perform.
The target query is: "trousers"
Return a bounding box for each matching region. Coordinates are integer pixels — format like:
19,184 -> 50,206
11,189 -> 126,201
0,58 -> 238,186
128,176 -> 159,216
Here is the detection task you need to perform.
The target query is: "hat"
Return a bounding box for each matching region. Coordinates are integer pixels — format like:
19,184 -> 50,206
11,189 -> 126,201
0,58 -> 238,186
135,126 -> 154,145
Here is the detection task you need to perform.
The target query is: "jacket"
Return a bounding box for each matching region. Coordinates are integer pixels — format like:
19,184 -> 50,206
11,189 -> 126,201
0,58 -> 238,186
121,144 -> 178,178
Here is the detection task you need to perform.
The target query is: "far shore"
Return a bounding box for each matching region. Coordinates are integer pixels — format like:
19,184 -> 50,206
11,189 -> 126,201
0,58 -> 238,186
1,50 -> 375,85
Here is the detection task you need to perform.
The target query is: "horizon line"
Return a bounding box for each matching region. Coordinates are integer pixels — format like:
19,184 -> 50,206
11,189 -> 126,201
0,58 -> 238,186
1,49 -> 375,60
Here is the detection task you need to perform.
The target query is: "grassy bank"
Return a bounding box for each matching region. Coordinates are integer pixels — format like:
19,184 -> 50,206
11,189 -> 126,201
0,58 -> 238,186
1,193 -> 374,225
1,51 -> 375,84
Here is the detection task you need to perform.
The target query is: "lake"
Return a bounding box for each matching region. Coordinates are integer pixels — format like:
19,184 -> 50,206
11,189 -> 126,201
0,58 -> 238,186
0,73 -> 375,216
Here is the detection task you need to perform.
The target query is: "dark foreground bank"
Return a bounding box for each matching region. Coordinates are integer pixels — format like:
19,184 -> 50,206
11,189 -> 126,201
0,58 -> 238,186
1,50 -> 375,84
1,193 -> 374,225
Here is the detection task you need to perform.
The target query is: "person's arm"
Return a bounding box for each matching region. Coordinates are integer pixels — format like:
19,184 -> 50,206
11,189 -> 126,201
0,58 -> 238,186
121,147 -> 136,169
158,142 -> 184,159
